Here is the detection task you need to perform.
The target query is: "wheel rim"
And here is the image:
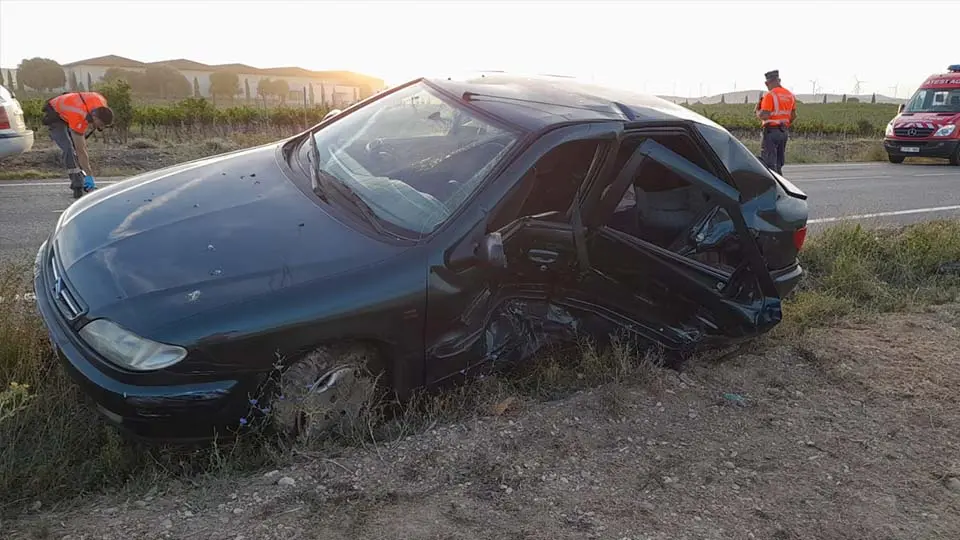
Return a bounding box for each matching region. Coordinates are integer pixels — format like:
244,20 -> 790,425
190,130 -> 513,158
274,361 -> 374,441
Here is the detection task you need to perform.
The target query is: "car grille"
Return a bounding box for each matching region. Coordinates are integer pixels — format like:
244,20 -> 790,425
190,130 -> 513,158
48,249 -> 83,320
893,126 -> 935,138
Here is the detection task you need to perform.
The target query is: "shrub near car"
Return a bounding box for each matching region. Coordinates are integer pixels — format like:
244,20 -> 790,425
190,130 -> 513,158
34,74 -> 809,442
884,64 -> 960,165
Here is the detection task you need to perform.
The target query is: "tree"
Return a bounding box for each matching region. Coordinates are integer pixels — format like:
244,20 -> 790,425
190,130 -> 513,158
720,94 -> 726,104
743,95 -> 748,104
17,70 -> 24,92
86,73 -> 92,92
871,93 -> 876,104
92,78 -> 133,142
842,94 -> 847,103
142,65 -> 190,98
256,78 -> 289,102
308,84 -> 315,105
3,69 -> 10,89
193,77 -> 201,97
209,71 -> 240,100
17,57 -> 66,91
848,97 -> 860,103
272,79 -> 290,103
68,71 -> 79,91
103,68 -> 145,93
244,79 -> 251,101
822,94 -> 828,104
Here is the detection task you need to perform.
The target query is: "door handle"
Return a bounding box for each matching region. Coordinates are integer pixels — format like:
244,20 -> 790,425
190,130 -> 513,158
527,249 -> 559,264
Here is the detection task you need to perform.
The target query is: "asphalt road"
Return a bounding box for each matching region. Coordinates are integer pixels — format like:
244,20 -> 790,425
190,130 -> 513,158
2,162 -> 960,266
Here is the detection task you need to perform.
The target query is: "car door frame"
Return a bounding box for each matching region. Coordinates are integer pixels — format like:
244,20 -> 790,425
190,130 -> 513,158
422,120 -> 626,387
571,122 -> 784,351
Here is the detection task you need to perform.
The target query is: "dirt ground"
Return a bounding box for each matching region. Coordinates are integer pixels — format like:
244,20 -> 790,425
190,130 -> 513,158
3,306 -> 960,540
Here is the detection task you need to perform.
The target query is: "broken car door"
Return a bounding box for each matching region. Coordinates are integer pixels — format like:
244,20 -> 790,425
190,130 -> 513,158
423,124 -> 623,384
574,130 -> 783,354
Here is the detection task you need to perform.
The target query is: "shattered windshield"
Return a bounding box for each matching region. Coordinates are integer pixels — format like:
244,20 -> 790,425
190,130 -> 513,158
309,82 -> 521,235
904,88 -> 960,113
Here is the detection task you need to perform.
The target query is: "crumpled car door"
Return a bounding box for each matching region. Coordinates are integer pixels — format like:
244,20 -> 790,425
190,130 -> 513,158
574,136 -> 783,354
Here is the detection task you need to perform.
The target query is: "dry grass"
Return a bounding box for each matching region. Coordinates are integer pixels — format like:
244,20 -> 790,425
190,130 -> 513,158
735,133 -> 887,164
2,219 -> 960,516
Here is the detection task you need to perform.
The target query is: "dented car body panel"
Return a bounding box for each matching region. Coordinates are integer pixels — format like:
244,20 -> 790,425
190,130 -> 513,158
35,74 -> 808,441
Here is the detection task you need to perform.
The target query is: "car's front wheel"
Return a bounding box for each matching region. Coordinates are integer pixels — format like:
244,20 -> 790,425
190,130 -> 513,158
950,145 -> 960,166
270,343 -> 383,443
887,154 -> 905,164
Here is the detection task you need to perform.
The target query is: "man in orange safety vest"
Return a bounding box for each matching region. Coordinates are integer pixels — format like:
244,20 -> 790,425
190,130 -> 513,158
40,91 -> 114,199
755,70 -> 796,174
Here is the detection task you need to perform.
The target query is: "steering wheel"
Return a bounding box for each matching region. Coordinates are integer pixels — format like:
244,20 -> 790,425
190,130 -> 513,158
364,138 -> 399,168
431,136 -> 514,202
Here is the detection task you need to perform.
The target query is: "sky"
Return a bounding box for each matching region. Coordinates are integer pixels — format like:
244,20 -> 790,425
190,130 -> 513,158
2,0 -> 959,98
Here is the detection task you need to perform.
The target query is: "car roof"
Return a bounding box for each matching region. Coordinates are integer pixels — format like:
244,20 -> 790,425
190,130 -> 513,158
424,73 -> 727,132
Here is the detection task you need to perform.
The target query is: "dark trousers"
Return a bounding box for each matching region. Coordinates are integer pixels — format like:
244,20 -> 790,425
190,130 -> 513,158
48,122 -> 83,188
760,125 -> 788,174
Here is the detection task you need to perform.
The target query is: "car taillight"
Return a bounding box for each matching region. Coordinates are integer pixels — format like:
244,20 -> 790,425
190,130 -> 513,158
0,107 -> 10,130
793,226 -> 807,251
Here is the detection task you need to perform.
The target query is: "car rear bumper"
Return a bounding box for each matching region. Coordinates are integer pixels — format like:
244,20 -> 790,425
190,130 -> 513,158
883,138 -> 959,158
0,130 -> 34,158
771,260 -> 803,297
33,248 -> 262,442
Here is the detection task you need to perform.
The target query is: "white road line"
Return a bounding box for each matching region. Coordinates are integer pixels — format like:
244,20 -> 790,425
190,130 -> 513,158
913,172 -> 959,177
808,205 -> 960,224
790,174 -> 893,182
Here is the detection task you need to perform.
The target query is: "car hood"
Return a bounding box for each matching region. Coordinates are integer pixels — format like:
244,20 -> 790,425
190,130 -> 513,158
895,112 -> 960,127
51,141 -> 407,337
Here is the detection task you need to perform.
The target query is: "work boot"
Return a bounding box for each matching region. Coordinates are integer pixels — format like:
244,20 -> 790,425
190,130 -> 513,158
68,172 -> 84,199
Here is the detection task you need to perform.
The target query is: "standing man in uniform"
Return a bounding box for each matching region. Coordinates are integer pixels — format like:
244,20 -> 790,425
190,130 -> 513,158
755,70 -> 797,174
40,91 -> 114,199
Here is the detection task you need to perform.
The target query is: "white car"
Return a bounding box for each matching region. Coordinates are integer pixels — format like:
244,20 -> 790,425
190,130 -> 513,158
0,83 -> 34,160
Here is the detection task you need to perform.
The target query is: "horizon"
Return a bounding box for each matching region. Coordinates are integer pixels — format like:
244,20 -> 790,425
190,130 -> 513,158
2,0 -> 959,100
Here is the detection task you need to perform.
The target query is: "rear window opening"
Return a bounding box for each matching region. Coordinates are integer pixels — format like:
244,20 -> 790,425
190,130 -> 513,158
601,133 -> 742,274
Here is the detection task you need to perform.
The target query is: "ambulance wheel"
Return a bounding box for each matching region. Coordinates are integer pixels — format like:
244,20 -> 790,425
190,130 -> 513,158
950,146 -> 960,166
887,154 -> 905,164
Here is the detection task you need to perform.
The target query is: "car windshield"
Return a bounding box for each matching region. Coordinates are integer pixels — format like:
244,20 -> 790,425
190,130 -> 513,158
308,81 -> 521,236
904,88 -> 960,113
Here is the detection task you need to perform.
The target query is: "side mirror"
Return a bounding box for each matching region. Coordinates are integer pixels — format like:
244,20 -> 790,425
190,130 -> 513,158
897,103 -> 905,114
476,232 -> 507,269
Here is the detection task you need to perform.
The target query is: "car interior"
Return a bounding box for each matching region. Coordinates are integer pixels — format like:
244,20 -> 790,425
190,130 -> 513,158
603,135 -> 716,250
515,139 -> 602,219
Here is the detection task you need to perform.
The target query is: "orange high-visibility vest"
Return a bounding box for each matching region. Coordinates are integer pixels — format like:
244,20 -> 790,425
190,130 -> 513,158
759,86 -> 796,127
48,92 -> 109,134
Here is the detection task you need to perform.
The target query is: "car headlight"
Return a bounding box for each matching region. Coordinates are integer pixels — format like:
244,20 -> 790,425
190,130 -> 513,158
885,122 -> 895,137
78,319 -> 187,371
934,124 -> 956,137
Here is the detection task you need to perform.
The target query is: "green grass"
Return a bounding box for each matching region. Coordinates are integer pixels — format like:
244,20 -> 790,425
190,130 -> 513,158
781,220 -> 960,336
2,219 -> 959,514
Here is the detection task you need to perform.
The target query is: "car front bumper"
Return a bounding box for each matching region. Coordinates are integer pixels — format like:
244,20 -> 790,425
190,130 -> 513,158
883,138 -> 959,159
33,245 -> 263,442
0,130 -> 34,159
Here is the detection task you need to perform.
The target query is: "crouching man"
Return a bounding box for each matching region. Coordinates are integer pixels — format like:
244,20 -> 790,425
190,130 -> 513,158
41,91 -> 114,199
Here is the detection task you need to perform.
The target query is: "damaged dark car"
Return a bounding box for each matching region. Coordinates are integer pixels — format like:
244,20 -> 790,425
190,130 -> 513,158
33,74 -> 808,442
